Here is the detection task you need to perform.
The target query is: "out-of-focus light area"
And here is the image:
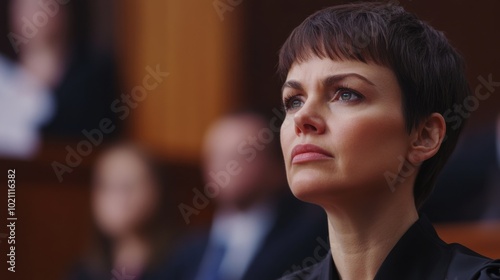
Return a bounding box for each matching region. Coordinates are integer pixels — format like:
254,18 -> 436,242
0,0 -> 498,279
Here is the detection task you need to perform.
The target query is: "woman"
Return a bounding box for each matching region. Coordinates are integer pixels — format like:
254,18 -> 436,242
70,142 -> 172,280
278,2 -> 500,280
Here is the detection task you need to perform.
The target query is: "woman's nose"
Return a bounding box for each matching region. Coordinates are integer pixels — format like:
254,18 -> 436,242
293,99 -> 326,136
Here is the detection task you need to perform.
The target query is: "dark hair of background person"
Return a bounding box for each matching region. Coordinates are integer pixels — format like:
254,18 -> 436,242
75,141 -> 172,279
0,1 -> 15,59
278,2 -> 471,208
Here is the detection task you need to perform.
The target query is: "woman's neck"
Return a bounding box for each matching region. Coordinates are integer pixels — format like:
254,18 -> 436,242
112,233 -> 150,278
325,187 -> 418,280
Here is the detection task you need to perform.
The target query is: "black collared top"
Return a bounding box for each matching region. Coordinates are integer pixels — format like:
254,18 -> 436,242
281,216 -> 500,280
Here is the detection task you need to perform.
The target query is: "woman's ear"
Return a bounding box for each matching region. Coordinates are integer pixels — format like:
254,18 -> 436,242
407,113 -> 446,165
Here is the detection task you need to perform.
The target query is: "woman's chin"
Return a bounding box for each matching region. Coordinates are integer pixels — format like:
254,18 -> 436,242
288,177 -> 334,205
287,172 -> 356,206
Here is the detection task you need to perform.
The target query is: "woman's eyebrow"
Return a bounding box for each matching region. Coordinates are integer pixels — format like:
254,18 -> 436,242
281,80 -> 303,95
323,73 -> 375,88
282,73 -> 375,96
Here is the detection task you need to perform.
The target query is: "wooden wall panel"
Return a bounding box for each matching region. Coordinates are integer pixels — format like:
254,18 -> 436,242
115,0 -> 243,164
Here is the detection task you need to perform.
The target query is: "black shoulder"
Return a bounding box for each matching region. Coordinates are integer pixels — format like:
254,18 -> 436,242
446,243 -> 500,279
474,260 -> 500,279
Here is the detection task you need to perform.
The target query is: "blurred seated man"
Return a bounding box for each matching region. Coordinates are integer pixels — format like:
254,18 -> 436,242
70,142 -> 172,280
422,114 -> 500,222
163,111 -> 328,280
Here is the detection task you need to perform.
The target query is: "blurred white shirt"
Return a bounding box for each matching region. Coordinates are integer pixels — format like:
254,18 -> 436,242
203,200 -> 277,280
0,55 -> 54,159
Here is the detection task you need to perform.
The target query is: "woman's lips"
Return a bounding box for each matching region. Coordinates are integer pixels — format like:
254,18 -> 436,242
291,144 -> 333,164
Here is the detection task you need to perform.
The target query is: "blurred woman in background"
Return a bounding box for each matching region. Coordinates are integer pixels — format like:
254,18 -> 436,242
71,142 -> 172,280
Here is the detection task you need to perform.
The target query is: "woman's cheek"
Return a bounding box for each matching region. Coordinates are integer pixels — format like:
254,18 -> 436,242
333,112 -> 407,180
280,121 -> 294,163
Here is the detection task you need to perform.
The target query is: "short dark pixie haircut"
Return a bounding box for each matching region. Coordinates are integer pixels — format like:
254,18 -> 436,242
278,2 -> 471,208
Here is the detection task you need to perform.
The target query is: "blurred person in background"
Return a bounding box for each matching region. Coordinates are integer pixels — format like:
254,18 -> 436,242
423,113 -> 500,222
1,0 -> 120,147
70,142 -> 172,280
163,111 -> 328,280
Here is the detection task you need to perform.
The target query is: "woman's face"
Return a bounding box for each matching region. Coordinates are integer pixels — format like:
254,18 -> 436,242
92,148 -> 158,238
280,56 -> 411,206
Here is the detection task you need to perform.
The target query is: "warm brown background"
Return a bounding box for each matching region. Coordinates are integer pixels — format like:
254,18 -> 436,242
0,0 -> 499,279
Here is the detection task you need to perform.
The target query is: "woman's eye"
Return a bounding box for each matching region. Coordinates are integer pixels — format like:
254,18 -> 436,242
291,99 -> 303,108
283,96 -> 304,111
336,89 -> 362,102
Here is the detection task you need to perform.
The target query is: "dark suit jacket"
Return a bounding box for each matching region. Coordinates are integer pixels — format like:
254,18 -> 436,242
162,193 -> 328,280
41,48 -> 121,136
281,216 -> 500,280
